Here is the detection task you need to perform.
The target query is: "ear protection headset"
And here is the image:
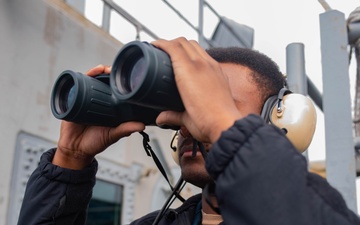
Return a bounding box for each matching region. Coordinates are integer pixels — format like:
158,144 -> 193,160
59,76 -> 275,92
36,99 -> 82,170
260,88 -> 317,153
170,131 -> 180,165
170,87 -> 317,164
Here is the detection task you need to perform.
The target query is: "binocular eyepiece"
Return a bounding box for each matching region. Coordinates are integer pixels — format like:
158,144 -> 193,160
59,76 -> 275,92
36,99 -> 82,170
51,41 -> 184,127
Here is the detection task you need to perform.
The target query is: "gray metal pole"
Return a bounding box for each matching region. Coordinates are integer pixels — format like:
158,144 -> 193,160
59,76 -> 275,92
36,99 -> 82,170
102,3 -> 111,32
286,43 -> 309,160
198,0 -> 205,47
286,44 -> 323,111
320,10 -> 357,212
286,43 -> 308,94
307,78 -> 323,111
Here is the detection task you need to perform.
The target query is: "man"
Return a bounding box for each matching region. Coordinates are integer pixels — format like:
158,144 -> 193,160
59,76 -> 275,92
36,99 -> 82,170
18,38 -> 360,225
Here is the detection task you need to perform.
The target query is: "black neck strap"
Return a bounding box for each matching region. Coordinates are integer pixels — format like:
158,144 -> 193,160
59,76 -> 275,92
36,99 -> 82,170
139,131 -> 185,202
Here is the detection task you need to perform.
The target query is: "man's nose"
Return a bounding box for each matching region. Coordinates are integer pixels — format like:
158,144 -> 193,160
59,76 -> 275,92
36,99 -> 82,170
179,126 -> 192,138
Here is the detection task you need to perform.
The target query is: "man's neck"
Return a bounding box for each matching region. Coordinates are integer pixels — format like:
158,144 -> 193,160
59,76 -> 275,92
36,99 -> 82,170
201,193 -> 223,225
201,193 -> 220,214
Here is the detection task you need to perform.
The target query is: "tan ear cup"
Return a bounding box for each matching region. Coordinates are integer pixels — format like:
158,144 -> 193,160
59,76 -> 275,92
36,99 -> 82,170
270,93 -> 317,153
170,131 -> 180,165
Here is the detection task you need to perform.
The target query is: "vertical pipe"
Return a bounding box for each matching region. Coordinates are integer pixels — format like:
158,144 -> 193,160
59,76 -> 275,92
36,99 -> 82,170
286,43 -> 308,94
286,43 -> 309,160
102,2 -> 111,32
320,10 -> 357,212
198,0 -> 205,47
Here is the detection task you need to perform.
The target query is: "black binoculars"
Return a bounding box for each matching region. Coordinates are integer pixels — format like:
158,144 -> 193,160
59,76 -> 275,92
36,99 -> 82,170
50,41 -> 184,127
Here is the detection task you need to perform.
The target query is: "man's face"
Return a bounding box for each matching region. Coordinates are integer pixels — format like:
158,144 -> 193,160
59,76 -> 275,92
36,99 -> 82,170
176,63 -> 262,188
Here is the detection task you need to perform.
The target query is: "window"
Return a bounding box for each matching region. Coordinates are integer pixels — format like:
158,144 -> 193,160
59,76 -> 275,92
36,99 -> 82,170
87,179 -> 123,225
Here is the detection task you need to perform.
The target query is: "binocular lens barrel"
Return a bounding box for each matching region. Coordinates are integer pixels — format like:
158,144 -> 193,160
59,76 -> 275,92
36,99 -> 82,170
53,73 -> 77,115
111,41 -> 184,111
51,41 -> 184,128
114,46 -> 146,95
51,70 -> 162,127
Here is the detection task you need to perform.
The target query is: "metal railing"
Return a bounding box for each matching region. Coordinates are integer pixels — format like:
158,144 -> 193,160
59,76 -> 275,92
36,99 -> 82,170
99,0 -> 249,48
101,0 -> 160,41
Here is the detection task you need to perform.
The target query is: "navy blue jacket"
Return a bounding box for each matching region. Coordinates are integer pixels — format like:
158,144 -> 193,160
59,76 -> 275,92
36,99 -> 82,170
17,114 -> 360,225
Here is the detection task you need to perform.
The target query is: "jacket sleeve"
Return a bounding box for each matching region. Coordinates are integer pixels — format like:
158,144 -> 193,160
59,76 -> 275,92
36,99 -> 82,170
17,148 -> 98,225
205,114 -> 360,225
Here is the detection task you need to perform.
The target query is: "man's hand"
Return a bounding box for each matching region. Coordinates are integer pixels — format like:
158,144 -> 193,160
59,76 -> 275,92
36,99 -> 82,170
52,65 -> 145,170
152,38 -> 242,144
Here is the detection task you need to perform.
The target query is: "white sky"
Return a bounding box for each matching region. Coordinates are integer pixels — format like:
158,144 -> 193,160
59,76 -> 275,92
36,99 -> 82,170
85,0 -> 360,212
85,0 -> 359,162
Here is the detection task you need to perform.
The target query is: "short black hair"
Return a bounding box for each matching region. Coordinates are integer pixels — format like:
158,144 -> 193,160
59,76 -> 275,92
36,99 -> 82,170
206,47 -> 285,103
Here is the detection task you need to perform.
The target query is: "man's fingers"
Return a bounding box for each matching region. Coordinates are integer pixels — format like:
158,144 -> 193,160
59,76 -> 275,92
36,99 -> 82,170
109,122 -> 145,142
104,65 -> 112,74
156,111 -> 183,128
152,38 -> 192,65
86,64 -> 111,77
188,39 -> 216,62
